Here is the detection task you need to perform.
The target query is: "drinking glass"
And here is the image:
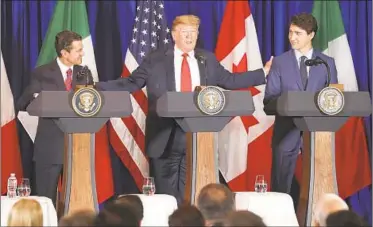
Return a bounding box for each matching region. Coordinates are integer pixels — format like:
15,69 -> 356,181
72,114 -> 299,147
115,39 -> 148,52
254,175 -> 267,193
18,178 -> 31,197
142,177 -> 156,195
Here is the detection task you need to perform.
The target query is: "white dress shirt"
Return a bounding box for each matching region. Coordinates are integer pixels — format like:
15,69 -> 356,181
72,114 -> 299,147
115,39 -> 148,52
294,48 -> 313,76
56,57 -> 73,82
174,45 -> 200,91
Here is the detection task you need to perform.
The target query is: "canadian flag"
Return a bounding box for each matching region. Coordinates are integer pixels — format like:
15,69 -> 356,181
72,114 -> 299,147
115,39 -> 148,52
1,52 -> 23,194
216,1 -> 274,191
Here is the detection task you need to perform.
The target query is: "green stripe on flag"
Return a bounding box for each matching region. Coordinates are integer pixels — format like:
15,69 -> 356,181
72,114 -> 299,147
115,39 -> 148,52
312,1 -> 346,51
37,0 -> 90,66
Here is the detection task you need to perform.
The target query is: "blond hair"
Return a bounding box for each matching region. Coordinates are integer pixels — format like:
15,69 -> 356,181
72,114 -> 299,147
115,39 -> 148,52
7,199 -> 43,226
172,15 -> 200,31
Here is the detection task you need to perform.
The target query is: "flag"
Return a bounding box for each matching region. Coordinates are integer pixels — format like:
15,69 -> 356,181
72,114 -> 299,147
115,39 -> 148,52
1,52 -> 23,194
215,1 -> 275,191
109,0 -> 172,189
309,1 -> 371,199
16,0 -> 114,203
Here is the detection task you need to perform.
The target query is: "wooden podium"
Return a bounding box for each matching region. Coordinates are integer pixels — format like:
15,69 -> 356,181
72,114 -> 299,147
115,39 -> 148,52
156,90 -> 255,204
26,90 -> 133,217
263,88 -> 371,226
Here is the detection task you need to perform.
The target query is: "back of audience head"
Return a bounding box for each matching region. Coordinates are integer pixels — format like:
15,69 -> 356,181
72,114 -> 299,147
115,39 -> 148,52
94,202 -> 139,226
168,204 -> 205,227
326,210 -> 369,227
115,194 -> 144,221
7,198 -> 43,226
223,210 -> 267,227
58,209 -> 96,226
197,183 -> 235,226
314,193 -> 349,226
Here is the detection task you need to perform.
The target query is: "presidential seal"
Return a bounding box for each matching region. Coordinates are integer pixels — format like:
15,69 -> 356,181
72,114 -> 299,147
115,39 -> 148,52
195,86 -> 226,115
71,87 -> 103,117
316,87 -> 344,115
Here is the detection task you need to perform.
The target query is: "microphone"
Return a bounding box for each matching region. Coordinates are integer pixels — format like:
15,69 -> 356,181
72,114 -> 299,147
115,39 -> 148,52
77,65 -> 91,87
195,53 -> 208,86
304,56 -> 331,87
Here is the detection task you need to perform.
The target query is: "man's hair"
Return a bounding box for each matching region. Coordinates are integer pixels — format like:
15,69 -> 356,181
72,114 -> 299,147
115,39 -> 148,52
168,205 -> 205,227
55,30 -> 82,57
326,210 -> 369,226
115,195 -> 144,221
290,12 -> 318,34
58,209 -> 96,226
196,183 -> 235,221
94,203 -> 139,227
223,211 -> 267,227
172,15 -> 200,31
314,193 -> 349,226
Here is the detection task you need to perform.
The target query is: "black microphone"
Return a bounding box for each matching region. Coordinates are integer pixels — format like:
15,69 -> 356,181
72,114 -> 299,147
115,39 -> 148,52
77,65 -> 91,87
195,53 -> 208,86
304,56 -> 331,87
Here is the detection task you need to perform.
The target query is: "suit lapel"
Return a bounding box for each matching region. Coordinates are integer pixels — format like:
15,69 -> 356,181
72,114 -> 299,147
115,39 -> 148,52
165,48 -> 176,91
195,49 -> 207,86
48,60 -> 66,90
290,50 -> 304,90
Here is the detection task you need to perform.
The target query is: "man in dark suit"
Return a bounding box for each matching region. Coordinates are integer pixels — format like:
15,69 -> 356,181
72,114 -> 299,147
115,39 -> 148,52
95,15 -> 273,204
17,30 -> 92,206
264,13 -> 338,194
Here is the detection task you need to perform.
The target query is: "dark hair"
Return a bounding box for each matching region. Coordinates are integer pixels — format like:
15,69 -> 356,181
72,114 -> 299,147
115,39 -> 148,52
94,203 -> 139,227
326,210 -> 369,226
196,183 -> 235,221
115,195 -> 144,221
223,211 -> 267,227
58,210 -> 96,226
168,205 -> 205,227
55,30 -> 82,57
290,12 -> 318,34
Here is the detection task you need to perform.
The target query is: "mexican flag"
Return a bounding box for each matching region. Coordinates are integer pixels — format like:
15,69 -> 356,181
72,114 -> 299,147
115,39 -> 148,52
17,0 -> 113,203
310,1 -> 371,198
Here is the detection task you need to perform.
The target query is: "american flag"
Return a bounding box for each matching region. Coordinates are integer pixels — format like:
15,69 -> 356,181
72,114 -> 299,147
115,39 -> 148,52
109,0 -> 172,189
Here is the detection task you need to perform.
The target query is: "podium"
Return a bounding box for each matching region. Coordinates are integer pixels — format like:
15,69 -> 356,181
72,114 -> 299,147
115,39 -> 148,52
264,90 -> 371,226
156,90 -> 255,204
26,90 -> 132,216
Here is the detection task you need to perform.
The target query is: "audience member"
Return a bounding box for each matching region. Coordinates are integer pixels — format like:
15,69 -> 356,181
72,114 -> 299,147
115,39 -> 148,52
7,198 -> 43,226
326,210 -> 369,227
197,183 -> 235,226
115,194 -> 144,222
94,202 -> 139,226
313,193 -> 349,226
223,210 -> 267,227
58,209 -> 96,226
168,204 -> 205,227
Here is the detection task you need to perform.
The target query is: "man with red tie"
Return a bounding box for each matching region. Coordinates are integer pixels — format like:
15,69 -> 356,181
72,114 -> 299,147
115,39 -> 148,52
17,30 -> 92,206
95,15 -> 272,204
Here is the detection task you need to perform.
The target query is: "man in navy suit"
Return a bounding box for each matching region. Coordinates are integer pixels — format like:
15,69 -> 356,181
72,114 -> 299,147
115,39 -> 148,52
95,15 -> 273,204
264,13 -> 338,194
17,30 -> 93,206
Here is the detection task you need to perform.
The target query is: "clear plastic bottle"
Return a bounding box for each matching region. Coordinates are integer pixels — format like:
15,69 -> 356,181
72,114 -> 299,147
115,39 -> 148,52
7,173 -> 17,198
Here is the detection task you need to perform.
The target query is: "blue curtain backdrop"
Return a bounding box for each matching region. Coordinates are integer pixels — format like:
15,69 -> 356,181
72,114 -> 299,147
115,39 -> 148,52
1,0 -> 371,223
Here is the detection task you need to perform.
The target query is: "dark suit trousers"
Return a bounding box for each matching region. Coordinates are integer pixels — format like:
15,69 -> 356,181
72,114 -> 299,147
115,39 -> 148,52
149,125 -> 186,205
271,146 -> 299,194
35,162 -> 63,207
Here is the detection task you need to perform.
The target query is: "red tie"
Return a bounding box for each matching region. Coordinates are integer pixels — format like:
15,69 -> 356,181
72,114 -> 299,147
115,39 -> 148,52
181,53 -> 192,92
65,68 -> 72,91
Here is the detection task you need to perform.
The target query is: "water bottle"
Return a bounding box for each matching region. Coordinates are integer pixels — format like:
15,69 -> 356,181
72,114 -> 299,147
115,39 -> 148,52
7,173 -> 17,198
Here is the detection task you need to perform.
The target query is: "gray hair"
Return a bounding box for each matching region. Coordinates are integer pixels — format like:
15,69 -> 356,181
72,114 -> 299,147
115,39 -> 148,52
313,193 -> 349,226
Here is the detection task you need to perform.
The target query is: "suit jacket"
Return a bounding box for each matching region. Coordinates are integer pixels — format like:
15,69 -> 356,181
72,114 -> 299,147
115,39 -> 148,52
96,46 -> 266,158
17,60 -> 88,165
264,49 -> 338,152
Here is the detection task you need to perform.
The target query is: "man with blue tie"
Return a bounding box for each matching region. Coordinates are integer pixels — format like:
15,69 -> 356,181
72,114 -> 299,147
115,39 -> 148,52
264,13 -> 338,194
